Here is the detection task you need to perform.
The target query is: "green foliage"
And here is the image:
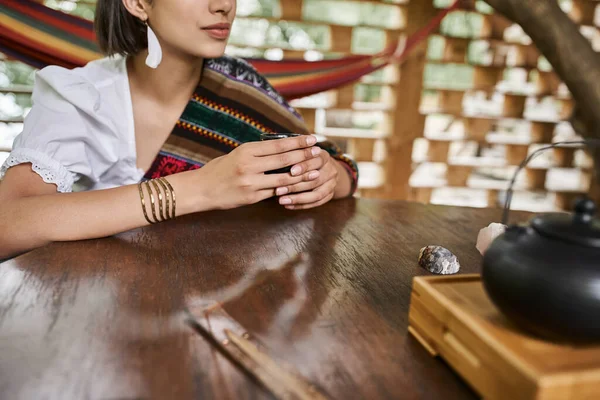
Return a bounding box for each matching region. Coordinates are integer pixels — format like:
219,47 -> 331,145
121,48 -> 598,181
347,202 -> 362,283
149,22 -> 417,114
44,0 -> 95,20
0,61 -> 36,87
424,63 -> 473,90
304,0 -> 403,29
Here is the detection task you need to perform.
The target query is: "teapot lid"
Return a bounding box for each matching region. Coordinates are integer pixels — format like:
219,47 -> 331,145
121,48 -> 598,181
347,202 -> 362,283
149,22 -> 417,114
531,198 -> 600,248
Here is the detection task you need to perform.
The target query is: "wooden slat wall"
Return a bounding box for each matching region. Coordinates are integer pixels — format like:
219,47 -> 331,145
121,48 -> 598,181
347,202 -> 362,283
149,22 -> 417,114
405,0 -> 598,212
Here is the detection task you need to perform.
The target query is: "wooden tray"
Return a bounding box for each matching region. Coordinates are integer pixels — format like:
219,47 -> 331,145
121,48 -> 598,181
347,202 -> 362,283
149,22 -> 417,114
408,274 -> 600,400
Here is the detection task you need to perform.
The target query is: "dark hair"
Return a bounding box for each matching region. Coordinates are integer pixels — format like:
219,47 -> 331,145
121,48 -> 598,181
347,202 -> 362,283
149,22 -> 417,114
95,0 -> 151,56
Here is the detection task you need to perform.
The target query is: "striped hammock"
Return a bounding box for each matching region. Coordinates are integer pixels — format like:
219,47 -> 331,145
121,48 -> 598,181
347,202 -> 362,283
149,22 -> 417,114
0,0 -> 457,100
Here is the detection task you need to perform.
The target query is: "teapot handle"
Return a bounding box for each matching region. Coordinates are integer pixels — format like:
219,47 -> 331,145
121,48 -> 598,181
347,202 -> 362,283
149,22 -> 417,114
502,139 -> 600,225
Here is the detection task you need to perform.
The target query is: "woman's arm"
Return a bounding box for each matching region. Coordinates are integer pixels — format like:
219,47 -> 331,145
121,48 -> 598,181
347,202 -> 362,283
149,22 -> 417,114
0,135 -> 321,259
0,165 -> 197,259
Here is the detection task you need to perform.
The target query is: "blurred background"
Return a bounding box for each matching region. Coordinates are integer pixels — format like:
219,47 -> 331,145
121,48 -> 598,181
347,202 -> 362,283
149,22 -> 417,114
1,0 -> 597,212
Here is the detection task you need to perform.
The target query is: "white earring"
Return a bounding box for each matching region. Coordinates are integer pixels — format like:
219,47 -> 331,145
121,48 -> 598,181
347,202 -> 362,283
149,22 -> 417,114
145,21 -> 162,69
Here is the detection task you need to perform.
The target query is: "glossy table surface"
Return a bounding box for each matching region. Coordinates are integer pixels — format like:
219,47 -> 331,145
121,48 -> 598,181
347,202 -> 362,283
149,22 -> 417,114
0,198 -> 520,399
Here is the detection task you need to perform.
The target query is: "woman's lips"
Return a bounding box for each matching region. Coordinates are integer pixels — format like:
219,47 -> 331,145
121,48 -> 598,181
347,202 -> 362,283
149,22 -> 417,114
202,23 -> 231,40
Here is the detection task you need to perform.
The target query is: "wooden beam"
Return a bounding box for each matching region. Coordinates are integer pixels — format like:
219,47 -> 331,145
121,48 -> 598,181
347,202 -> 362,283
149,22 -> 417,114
502,94 -> 527,118
409,187 -> 433,203
438,90 -> 465,114
480,13 -> 513,40
513,44 -> 539,69
280,0 -> 303,21
347,138 -> 376,162
506,144 -> 529,165
335,84 -> 355,108
282,50 -> 306,59
297,108 -> 316,132
473,66 -> 504,91
487,189 -> 499,208
428,140 -> 450,162
568,0 -> 597,26
463,117 -> 494,141
525,168 -> 548,190
536,71 -> 561,96
442,37 -> 469,63
447,165 -> 472,186
373,0 -> 438,200
329,26 -> 354,53
555,192 -> 582,210
530,121 -> 555,143
558,97 -> 575,120
554,147 -> 576,168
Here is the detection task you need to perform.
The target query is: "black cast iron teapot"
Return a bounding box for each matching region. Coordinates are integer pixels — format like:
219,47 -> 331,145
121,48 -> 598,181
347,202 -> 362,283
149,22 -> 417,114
482,197 -> 600,343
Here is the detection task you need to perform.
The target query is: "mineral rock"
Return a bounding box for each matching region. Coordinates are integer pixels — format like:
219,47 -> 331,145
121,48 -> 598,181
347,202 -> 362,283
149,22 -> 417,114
418,245 -> 460,275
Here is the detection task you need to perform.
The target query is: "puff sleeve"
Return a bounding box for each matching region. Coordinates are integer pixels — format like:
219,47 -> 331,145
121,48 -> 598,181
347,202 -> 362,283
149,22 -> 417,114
0,66 -> 122,192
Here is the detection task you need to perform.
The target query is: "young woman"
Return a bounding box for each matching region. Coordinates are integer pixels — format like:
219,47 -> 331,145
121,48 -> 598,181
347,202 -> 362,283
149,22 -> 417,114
0,0 -> 358,259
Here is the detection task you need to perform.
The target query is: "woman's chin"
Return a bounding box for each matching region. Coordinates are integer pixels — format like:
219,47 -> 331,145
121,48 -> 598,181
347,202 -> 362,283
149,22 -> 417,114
196,45 -> 228,60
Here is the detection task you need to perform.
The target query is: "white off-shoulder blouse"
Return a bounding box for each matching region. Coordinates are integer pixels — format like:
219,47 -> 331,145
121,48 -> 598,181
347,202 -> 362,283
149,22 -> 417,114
0,55 -> 145,192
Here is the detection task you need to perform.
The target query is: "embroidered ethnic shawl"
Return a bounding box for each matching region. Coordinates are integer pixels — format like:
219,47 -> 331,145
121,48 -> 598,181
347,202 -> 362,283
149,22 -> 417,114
143,56 -> 359,194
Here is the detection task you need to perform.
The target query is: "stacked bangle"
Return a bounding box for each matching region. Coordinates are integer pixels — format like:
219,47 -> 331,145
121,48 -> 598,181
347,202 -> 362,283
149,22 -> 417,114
138,177 -> 176,224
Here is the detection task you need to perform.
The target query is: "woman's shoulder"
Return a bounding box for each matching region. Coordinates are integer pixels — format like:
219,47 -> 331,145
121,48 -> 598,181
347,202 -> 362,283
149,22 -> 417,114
32,56 -> 127,112
36,55 -> 126,87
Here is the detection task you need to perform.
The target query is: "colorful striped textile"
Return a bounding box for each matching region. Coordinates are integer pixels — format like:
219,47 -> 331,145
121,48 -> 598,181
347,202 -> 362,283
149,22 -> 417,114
0,0 -> 100,70
143,56 -> 359,194
0,0 -> 458,100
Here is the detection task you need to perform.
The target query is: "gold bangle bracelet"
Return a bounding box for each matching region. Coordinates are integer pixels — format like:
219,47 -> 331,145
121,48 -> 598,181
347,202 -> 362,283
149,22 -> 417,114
144,181 -> 159,223
160,177 -> 176,218
156,177 -> 171,220
150,179 -> 165,222
138,182 -> 154,224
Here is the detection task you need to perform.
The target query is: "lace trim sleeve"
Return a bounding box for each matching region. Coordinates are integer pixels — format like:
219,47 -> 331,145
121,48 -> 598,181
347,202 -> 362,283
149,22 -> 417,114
0,148 -> 75,193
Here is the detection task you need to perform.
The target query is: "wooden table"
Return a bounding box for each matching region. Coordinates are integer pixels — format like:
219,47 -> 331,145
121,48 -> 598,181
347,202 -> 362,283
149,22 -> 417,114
0,198 -> 522,399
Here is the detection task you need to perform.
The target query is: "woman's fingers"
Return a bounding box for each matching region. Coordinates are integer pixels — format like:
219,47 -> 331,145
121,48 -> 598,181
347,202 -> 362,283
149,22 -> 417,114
288,154 -> 325,177
248,135 -> 317,156
256,169 -> 320,190
274,177 -> 320,196
284,193 -> 335,210
257,146 -> 321,173
278,178 -> 336,206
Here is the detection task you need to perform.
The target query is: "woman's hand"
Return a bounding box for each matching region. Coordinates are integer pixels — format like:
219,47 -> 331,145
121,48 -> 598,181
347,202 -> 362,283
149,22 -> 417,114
273,149 -> 353,210
190,135 -> 322,211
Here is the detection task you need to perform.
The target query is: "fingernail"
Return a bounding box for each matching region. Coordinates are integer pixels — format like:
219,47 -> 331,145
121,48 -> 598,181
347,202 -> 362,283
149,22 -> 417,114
280,198 -> 292,205
286,205 -> 295,210
291,166 -> 302,176
309,171 -> 319,180
306,135 -> 317,145
276,187 -> 289,196
311,147 -> 321,157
